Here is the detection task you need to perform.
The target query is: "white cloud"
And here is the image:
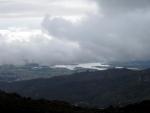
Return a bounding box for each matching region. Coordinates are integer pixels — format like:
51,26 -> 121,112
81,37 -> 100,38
0,27 -> 82,65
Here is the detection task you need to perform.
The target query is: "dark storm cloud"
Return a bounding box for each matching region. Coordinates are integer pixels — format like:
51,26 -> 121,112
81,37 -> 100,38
42,0 -> 150,62
97,0 -> 150,15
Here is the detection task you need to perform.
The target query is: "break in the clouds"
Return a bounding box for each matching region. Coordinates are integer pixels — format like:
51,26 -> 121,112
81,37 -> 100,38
0,0 -> 150,65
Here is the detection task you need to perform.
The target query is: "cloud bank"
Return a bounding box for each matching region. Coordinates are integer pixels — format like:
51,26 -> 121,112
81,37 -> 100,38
42,0 -> 150,63
0,0 -> 150,65
0,28 -> 84,65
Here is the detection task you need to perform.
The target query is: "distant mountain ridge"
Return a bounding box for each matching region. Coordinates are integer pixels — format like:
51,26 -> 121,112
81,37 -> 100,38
110,61 -> 150,69
0,62 -> 142,82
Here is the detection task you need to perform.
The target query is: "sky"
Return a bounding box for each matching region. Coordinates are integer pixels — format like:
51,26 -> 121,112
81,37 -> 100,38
0,0 -> 150,65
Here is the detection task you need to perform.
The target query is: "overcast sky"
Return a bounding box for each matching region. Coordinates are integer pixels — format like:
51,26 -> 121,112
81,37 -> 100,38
0,0 -> 150,65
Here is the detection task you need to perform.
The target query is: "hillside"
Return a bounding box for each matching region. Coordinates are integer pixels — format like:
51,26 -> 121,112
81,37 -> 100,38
0,90 -> 97,113
1,68 -> 150,107
0,90 -> 150,113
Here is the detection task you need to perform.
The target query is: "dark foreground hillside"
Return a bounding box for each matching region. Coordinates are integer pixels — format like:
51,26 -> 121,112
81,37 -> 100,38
0,90 -> 96,113
0,90 -> 150,113
1,68 -> 150,107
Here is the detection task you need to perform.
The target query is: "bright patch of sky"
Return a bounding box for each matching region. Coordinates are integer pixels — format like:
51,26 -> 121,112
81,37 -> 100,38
0,0 -> 99,28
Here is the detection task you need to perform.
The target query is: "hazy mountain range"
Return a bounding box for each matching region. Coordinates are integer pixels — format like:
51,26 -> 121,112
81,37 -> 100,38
0,62 -> 109,82
0,61 -> 148,82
